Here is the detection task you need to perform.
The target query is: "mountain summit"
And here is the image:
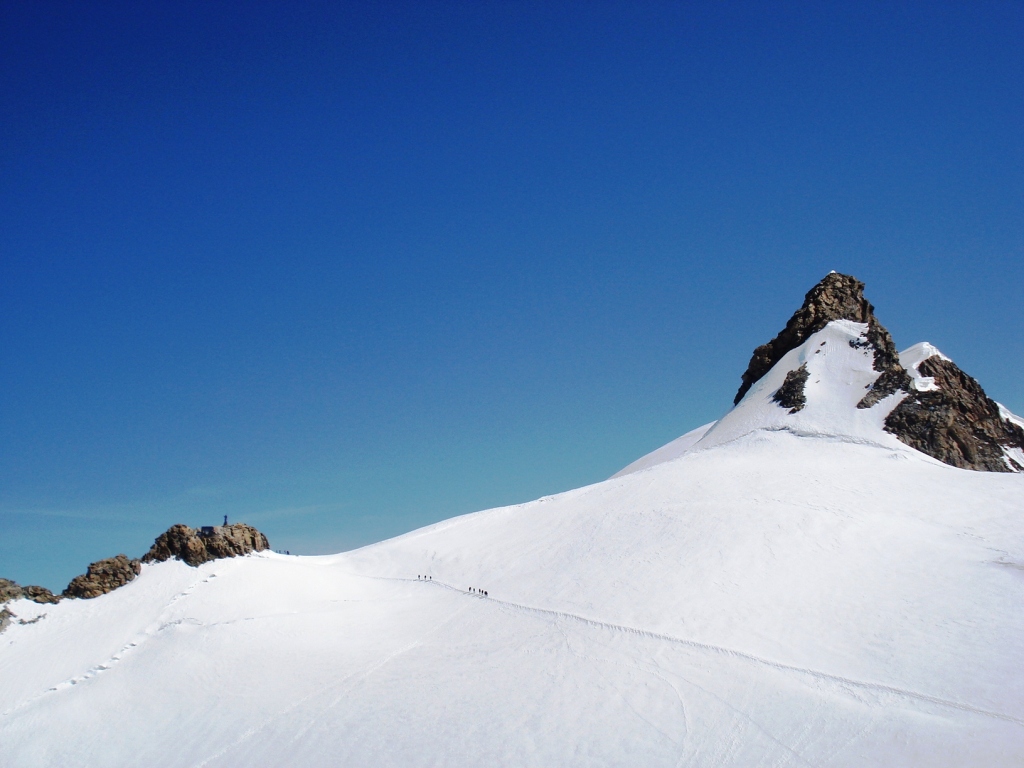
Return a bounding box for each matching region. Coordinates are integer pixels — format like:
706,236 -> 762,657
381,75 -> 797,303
734,272 -> 902,406
727,272 -> 1024,472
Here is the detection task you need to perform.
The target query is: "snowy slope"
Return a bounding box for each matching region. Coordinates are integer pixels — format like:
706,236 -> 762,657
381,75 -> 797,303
610,421 -> 715,478
2,326 -> 1024,766
695,320 -> 908,452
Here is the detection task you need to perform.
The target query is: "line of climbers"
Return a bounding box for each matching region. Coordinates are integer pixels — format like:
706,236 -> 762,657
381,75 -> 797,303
416,575 -> 487,597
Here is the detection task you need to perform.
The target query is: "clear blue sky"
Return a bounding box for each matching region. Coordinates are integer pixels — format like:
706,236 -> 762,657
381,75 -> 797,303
2,1 -> 1022,590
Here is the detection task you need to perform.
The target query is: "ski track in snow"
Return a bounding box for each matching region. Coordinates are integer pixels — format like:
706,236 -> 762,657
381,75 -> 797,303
366,573 -> 1024,728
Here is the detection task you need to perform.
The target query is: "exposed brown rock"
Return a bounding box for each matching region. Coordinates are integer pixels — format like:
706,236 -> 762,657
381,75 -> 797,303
23,585 -> 61,604
142,524 -> 208,566
3,523 -> 270,608
737,272 -> 1022,473
142,523 -> 269,567
854,317 -> 913,409
0,578 -> 61,605
735,273 -> 908,405
0,606 -> 48,635
885,356 -> 1024,472
772,364 -> 810,413
0,578 -> 23,604
63,555 -> 142,600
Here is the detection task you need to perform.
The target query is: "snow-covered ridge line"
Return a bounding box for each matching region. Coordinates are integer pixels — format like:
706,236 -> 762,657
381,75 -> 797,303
611,422 -> 715,478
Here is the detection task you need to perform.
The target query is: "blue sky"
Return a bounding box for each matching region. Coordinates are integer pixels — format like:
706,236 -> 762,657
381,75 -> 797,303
2,1 -> 1022,590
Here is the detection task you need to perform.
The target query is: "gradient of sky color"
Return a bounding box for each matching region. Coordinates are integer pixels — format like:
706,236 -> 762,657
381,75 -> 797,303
2,1 -> 1022,590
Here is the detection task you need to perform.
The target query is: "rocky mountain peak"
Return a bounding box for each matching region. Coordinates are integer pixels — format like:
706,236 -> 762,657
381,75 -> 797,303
733,272 -> 1023,472
734,272 -> 908,407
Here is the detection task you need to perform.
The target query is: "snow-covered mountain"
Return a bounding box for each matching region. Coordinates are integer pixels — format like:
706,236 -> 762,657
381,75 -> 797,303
2,274 -> 1023,767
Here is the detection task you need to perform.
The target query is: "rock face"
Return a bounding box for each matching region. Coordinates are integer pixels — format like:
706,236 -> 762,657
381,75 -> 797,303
0,579 -> 23,603
740,271 -> 1023,472
23,585 -> 62,604
885,356 -> 1024,472
734,273 -> 909,406
854,318 -> 912,410
0,578 -> 61,605
772,364 -> 810,413
63,555 -> 142,600
142,523 -> 270,567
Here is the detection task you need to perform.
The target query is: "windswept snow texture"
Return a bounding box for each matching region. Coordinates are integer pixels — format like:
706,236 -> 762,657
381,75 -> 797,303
3,428 -> 1024,766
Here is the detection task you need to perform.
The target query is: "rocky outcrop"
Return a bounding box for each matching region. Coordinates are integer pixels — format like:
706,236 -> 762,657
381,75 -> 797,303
0,605 -> 48,635
854,318 -> 913,409
63,555 -> 142,600
0,578 -> 23,603
2,523 -> 270,609
735,273 -> 909,405
0,578 -> 61,605
142,523 -> 270,567
885,356 -> 1024,472
739,272 -> 1023,473
23,585 -> 62,604
772,364 -> 810,413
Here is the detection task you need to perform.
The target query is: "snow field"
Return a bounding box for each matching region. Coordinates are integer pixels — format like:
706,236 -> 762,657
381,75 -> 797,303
3,322 -> 1024,766
3,432 -> 1023,766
